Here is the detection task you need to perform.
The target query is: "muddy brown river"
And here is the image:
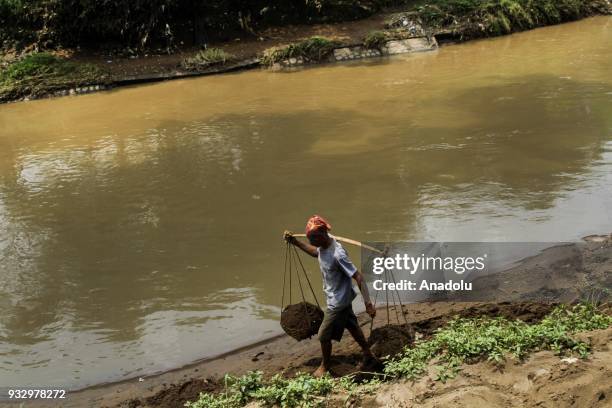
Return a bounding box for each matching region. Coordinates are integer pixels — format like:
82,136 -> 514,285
1,17 -> 611,389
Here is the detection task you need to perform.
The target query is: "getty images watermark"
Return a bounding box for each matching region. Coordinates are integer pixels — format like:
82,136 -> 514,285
360,242 -> 582,303
371,251 -> 487,292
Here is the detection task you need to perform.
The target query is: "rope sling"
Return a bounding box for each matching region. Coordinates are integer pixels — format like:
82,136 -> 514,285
280,242 -> 324,341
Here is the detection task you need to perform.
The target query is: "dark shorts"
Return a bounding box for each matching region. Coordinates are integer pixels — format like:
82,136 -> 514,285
318,304 -> 359,342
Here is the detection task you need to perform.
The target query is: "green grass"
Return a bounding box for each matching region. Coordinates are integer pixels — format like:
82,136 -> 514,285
364,30 -> 389,49
182,48 -> 235,70
0,52 -> 107,101
261,36 -> 342,66
185,372 -> 348,408
186,303 -> 611,407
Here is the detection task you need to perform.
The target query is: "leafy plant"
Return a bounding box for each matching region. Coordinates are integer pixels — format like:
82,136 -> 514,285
253,373 -> 335,407
184,392 -> 241,408
384,303 -> 612,379
185,371 -> 339,408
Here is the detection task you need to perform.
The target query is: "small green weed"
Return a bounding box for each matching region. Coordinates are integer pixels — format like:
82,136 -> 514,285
182,48 -> 235,69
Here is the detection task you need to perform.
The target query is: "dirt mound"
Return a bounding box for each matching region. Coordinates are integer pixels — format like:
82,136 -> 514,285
413,302 -> 556,337
363,327 -> 612,407
143,378 -> 218,408
280,302 -> 324,341
457,302 -> 555,322
369,324 -> 414,358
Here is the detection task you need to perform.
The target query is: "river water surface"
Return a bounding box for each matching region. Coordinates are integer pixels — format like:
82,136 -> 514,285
1,17 -> 611,389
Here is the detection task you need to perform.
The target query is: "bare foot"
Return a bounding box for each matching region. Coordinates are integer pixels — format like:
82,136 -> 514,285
313,364 -> 329,378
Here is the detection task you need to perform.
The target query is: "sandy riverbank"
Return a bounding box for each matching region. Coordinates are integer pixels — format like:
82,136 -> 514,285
14,234 -> 609,408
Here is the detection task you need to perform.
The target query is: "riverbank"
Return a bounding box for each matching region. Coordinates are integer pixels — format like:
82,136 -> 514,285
1,0 -> 611,103
20,235 -> 610,408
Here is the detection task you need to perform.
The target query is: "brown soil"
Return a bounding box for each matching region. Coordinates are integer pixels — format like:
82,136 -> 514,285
280,302 -> 324,341
411,302 -> 558,337
369,324 -> 414,358
28,237 -> 611,408
142,378 -> 217,408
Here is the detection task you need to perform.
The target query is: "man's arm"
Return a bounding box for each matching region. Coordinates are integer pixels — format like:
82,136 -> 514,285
352,271 -> 376,318
284,231 -> 318,257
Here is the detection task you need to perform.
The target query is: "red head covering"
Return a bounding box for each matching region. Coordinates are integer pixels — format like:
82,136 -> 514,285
305,215 -> 331,237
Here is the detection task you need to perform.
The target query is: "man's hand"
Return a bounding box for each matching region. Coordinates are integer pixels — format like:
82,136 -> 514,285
365,301 -> 376,319
284,230 -> 318,257
283,230 -> 296,244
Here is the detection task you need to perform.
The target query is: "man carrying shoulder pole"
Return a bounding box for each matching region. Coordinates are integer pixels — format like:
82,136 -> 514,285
284,215 -> 377,377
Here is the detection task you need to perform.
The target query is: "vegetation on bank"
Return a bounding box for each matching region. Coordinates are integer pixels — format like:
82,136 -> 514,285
0,0 -> 609,52
364,30 -> 390,49
5,0 -> 606,52
261,37 -> 342,66
182,48 -> 235,70
384,303 -> 610,381
362,28 -> 418,49
0,52 -> 107,101
0,0 -> 610,102
186,303 -> 612,408
407,0 -> 612,39
0,1 -> 398,51
185,371 -> 380,408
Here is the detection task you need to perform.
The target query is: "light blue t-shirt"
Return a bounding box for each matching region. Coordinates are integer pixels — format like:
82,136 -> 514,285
317,237 -> 358,310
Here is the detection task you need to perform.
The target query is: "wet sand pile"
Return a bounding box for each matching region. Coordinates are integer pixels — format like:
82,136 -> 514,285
412,302 -> 557,337
368,324 -> 414,358
280,302 -> 324,341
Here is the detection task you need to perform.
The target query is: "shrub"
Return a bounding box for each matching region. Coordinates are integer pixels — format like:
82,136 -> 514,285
0,1 -> 388,50
261,36 -> 341,65
0,52 -> 104,83
413,0 -> 611,38
364,30 -> 388,49
0,52 -> 106,100
182,48 -> 235,69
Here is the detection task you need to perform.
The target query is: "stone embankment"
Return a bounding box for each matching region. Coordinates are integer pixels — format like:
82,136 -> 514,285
272,36 -> 437,69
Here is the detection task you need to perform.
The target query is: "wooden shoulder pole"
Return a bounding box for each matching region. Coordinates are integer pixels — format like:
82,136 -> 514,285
292,233 -> 385,255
